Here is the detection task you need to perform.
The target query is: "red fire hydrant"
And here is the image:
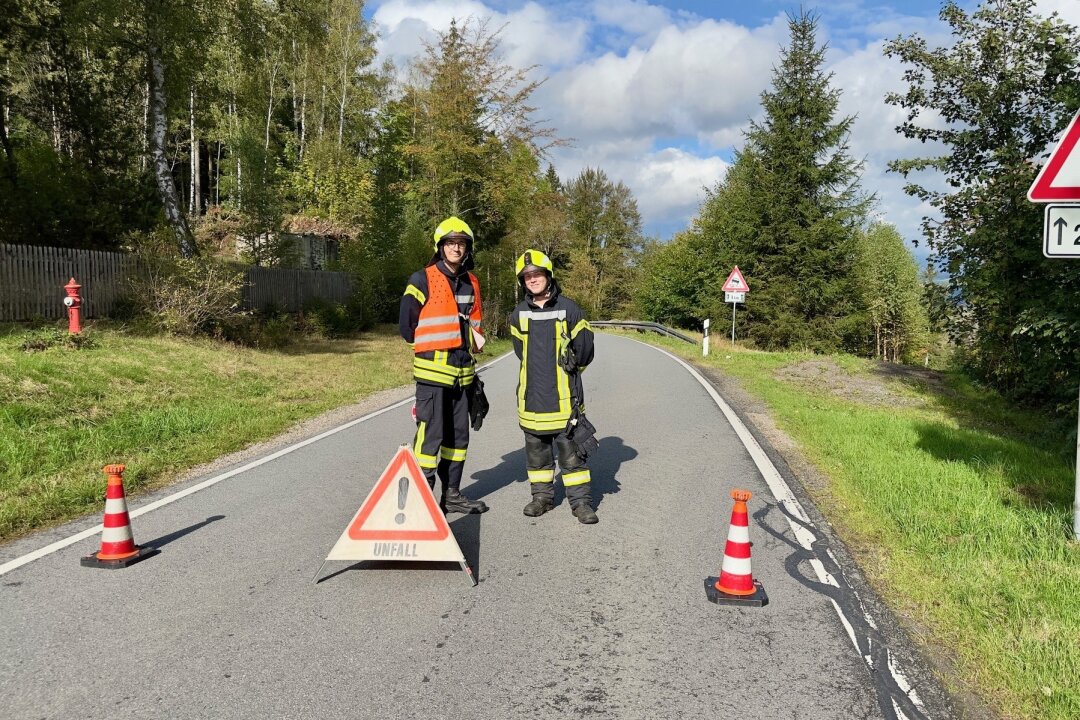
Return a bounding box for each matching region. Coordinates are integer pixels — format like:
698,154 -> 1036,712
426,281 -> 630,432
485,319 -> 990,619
63,277 -> 82,334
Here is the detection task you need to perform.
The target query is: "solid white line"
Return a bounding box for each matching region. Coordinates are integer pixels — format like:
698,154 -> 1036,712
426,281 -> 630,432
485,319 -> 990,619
0,352 -> 514,578
628,338 -> 929,715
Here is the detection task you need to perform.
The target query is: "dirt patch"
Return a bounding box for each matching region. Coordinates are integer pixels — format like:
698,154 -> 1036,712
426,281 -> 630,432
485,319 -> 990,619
773,358 -> 927,408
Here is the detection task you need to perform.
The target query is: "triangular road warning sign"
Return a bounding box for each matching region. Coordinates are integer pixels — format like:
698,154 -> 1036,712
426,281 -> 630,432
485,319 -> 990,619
1029,110 -> 1080,201
722,266 -> 749,293
319,446 -> 475,585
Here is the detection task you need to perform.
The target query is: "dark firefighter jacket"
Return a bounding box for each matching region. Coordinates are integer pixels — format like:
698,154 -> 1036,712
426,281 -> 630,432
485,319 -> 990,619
399,260 -> 479,387
509,280 -> 594,433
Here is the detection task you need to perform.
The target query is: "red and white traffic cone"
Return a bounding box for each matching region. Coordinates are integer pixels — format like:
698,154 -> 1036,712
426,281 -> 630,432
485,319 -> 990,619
81,465 -> 158,569
705,489 -> 768,606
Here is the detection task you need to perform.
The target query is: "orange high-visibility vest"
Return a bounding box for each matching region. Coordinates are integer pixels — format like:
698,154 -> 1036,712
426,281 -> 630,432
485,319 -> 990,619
413,264 -> 482,353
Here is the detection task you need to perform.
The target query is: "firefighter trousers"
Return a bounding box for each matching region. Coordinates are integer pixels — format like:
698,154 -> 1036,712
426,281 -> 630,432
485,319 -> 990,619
413,382 -> 469,492
524,430 -> 592,509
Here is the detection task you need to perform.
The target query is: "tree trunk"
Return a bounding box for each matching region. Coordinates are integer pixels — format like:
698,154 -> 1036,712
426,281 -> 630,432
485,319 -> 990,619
265,62 -> 278,152
319,83 -> 326,139
215,139 -> 221,206
141,81 -> 150,173
189,86 -> 200,217
149,41 -> 196,257
0,85 -> 17,185
299,77 -> 307,160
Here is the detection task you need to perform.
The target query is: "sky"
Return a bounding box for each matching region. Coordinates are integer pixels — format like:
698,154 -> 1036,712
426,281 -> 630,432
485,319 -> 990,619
364,0 -> 1080,264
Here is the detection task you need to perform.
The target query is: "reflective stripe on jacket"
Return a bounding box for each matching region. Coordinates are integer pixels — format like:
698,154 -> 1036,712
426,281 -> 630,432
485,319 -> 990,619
399,262 -> 481,387
414,264 -> 482,352
509,283 -> 593,433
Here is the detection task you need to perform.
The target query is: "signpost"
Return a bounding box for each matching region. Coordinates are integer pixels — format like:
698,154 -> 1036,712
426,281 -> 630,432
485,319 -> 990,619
703,318 -> 710,357
722,267 -> 749,347
1028,111 -> 1080,540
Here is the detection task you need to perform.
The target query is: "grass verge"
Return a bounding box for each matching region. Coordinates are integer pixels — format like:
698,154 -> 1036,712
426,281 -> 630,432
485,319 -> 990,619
611,330 -> 1080,720
0,322 -> 509,542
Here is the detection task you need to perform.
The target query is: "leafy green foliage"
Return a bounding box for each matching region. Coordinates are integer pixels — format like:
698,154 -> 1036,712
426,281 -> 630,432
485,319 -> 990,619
885,0 -> 1080,403
852,223 -> 930,362
561,168 -> 644,319
129,256 -> 245,336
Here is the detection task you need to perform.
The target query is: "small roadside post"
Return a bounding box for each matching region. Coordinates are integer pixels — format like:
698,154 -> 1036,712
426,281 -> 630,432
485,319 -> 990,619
721,266 -> 749,348
703,318 -> 710,357
1027,107 -> 1080,540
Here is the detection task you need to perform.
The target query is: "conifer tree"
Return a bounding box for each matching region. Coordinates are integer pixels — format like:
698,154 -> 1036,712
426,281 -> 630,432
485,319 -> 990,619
738,10 -> 870,350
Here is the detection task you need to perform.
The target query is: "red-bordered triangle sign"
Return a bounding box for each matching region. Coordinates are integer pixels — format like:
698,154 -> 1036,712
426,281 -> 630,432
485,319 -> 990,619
1029,110 -> 1080,201
722,266 -> 749,293
320,446 -> 474,584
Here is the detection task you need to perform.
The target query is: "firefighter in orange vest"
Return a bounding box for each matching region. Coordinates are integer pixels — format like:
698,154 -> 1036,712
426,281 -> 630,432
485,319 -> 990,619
399,216 -> 488,514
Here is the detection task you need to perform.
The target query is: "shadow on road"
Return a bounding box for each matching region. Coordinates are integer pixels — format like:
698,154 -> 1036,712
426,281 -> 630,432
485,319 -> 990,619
466,435 -> 637,510
589,436 -> 636,509
144,515 -> 226,551
466,447 -> 527,501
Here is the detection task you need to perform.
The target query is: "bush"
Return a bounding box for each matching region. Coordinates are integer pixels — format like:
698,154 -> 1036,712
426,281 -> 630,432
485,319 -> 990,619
18,326 -> 98,352
300,297 -> 358,338
129,256 -> 245,336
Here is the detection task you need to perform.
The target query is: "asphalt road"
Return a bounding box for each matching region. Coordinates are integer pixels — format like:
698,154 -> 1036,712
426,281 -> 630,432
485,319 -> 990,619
0,332 -> 952,720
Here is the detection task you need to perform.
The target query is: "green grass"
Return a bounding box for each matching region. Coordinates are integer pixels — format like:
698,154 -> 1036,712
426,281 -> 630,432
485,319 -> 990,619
0,321 -> 510,541
612,330 -> 1080,720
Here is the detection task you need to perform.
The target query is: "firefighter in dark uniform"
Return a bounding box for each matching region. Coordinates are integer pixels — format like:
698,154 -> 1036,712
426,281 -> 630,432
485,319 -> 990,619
509,250 -> 598,524
399,216 -> 488,514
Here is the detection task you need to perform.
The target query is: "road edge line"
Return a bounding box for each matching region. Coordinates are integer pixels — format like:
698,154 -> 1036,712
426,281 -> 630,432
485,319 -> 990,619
622,336 -> 930,718
0,352 -> 514,577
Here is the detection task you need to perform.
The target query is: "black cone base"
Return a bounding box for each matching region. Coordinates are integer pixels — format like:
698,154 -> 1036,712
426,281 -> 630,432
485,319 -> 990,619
81,546 -> 159,569
705,577 -> 768,607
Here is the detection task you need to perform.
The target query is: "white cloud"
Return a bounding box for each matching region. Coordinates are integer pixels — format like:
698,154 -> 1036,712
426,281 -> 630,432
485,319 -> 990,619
590,0 -> 674,44
372,0 -> 588,76
549,141 -> 728,228
1037,0 -> 1080,26
548,17 -> 783,145
365,1 -> 968,246
627,148 -> 729,225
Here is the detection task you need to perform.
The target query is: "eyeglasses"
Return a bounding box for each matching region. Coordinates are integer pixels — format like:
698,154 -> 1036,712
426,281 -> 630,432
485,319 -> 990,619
442,240 -> 467,250
522,270 -> 547,281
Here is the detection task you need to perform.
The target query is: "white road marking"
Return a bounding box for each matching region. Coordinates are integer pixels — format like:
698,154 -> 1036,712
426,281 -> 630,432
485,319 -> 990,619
0,353 -> 513,578
635,339 -> 929,716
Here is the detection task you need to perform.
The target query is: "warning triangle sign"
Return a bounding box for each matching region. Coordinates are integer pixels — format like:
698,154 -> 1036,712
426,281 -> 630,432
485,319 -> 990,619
1029,110 -> 1080,201
722,266 -> 749,293
321,446 -> 474,584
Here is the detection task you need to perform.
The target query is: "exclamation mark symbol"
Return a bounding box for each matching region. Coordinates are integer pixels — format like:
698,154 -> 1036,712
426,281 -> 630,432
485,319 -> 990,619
395,476 -> 409,525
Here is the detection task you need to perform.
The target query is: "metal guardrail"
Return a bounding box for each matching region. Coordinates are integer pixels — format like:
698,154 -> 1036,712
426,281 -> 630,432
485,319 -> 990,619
592,320 -> 696,344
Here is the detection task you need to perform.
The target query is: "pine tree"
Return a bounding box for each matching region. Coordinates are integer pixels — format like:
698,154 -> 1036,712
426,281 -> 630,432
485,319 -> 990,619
738,10 -> 870,350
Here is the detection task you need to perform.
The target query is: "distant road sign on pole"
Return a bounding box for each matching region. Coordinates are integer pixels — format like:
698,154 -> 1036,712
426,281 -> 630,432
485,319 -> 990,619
722,267 -> 749,346
721,266 -> 749,293
1028,109 -> 1080,202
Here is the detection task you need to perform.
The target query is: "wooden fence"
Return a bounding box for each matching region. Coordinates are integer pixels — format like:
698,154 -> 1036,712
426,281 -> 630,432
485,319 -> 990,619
242,265 -> 353,313
0,244 -> 140,320
0,243 -> 353,321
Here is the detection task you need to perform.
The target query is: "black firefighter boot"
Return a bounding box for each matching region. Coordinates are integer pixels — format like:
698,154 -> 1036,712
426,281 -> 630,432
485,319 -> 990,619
442,487 -> 489,514
523,483 -> 554,517
567,484 -> 598,524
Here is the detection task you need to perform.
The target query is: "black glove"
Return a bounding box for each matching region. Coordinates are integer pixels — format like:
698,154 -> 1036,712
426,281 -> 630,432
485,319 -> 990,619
559,340 -> 578,374
468,376 -> 490,431
566,410 -> 599,459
